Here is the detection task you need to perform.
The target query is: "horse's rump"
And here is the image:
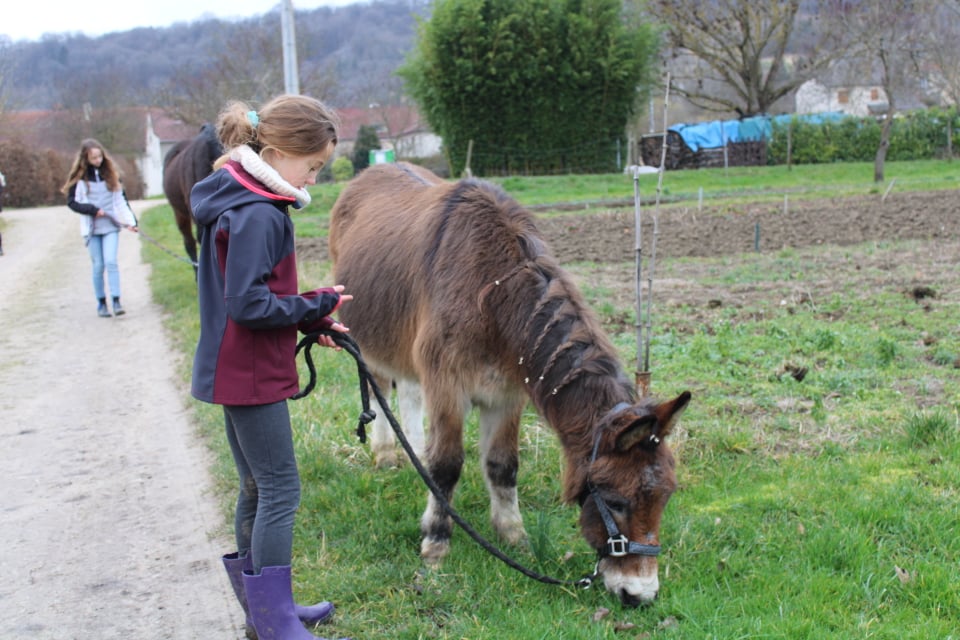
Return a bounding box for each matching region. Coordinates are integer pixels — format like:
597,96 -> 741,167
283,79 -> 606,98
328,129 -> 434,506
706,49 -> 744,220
162,124 -> 222,266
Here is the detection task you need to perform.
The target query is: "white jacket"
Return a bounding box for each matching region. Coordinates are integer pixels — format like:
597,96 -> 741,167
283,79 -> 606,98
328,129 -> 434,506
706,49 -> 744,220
74,179 -> 138,237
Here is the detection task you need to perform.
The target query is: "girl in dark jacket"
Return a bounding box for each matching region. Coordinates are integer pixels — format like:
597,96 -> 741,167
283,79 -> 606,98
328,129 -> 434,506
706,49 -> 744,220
190,94 -> 351,640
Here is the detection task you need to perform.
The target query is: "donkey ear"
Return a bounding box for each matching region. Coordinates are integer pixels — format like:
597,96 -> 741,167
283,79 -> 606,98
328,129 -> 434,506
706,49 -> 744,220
614,392 -> 692,452
615,415 -> 659,452
652,391 -> 692,440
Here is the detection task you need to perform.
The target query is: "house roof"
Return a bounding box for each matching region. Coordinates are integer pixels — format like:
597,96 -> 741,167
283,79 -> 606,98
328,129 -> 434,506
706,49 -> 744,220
335,104 -> 427,142
0,108 -> 201,157
150,110 -> 204,143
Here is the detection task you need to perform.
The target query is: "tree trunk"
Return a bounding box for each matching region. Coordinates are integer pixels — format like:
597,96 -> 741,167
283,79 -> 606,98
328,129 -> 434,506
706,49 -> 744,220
874,111 -> 894,183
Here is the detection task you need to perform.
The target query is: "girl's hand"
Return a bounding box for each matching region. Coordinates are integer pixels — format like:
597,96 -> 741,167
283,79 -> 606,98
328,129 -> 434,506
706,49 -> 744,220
332,284 -> 353,303
317,321 -> 349,349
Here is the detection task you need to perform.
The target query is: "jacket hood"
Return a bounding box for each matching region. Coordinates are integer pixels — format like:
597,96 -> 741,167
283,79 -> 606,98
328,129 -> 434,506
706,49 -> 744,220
191,160 -> 297,227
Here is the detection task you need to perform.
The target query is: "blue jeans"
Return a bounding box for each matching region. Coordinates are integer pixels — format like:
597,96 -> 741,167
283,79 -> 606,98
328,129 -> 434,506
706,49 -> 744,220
86,231 -> 120,300
223,402 -> 302,572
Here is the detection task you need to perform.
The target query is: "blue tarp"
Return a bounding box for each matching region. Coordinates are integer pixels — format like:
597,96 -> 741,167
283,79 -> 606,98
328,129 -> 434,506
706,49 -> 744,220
668,120 -> 740,152
770,111 -> 846,127
668,112 -> 847,152
738,116 -> 772,142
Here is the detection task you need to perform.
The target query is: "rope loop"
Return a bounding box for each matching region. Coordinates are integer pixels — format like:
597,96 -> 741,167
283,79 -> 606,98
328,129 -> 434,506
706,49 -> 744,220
293,328 -> 597,588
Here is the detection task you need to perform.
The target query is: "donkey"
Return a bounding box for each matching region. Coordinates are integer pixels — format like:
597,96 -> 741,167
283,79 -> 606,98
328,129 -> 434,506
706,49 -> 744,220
162,123 -> 222,270
328,162 -> 691,606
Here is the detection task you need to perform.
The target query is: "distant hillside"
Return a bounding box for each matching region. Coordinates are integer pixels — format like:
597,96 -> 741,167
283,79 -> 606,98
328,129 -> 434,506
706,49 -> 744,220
5,0 -> 428,113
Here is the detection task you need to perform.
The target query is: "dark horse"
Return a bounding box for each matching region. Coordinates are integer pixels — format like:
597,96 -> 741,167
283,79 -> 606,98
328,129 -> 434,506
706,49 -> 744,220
329,162 -> 691,606
162,123 -> 222,269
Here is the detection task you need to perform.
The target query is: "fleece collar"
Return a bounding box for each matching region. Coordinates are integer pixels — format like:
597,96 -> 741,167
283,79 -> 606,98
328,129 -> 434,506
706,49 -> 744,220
230,145 -> 311,208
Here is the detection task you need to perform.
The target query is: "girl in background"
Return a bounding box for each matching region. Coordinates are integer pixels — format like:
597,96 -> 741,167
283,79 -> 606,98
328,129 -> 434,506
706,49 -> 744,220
63,139 -> 138,317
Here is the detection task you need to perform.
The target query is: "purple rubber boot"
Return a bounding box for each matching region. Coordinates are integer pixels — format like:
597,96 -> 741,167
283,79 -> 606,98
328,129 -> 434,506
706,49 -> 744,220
242,566 -> 349,640
222,552 -> 334,639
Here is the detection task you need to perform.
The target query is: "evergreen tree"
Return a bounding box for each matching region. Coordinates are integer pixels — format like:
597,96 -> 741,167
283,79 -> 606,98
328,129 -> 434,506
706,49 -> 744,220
351,125 -> 382,172
398,0 -> 658,176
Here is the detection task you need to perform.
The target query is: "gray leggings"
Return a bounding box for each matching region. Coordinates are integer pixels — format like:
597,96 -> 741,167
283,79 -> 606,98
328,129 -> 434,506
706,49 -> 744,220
223,401 -> 301,573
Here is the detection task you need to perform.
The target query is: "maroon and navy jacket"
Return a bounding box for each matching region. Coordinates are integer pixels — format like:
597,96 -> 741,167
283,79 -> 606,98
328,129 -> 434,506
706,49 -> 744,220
189,160 -> 341,405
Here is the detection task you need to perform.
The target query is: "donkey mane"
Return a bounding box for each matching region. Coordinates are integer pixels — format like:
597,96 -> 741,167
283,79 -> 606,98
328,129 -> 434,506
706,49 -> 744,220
465,185 -> 637,501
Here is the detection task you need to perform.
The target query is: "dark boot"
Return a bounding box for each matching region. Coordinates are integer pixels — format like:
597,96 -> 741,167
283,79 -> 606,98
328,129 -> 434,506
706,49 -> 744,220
222,553 -> 334,639
97,298 -> 111,318
223,553 -> 259,640
242,566 -> 347,640
112,297 -> 126,316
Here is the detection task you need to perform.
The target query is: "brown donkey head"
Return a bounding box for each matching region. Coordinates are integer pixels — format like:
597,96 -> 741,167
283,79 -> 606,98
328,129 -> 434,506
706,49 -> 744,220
571,391 -> 691,606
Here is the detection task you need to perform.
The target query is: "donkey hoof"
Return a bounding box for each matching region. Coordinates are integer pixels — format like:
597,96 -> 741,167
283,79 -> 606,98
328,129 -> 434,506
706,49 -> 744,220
373,450 -> 400,470
492,516 -> 527,546
420,538 -> 450,565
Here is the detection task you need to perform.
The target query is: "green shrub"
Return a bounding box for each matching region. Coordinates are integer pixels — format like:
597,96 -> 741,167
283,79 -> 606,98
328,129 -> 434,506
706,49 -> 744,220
331,156 -> 355,183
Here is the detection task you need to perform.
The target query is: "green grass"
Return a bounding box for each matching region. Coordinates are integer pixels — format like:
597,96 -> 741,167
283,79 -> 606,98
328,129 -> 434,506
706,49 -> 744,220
142,161 -> 960,638
294,159 -> 960,237
484,159 -> 957,207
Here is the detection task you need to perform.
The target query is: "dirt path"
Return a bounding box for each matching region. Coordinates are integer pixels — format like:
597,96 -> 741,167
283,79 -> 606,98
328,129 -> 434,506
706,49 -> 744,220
0,203 -> 240,639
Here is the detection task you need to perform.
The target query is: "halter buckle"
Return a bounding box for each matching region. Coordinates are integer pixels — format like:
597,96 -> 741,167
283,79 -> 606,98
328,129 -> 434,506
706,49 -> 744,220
606,535 -> 630,557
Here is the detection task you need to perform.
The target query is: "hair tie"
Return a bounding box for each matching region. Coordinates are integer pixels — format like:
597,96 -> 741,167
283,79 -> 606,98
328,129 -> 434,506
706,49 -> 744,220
247,110 -> 260,128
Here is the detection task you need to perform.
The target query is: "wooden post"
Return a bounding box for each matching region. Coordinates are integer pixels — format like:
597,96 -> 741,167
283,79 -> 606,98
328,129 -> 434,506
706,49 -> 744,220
948,120 -> 953,161
463,139 -> 474,178
786,120 -> 793,171
636,370 -> 651,398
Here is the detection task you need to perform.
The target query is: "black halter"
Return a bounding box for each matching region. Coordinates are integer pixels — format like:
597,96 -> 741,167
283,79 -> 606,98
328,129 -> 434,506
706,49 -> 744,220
586,402 -> 662,559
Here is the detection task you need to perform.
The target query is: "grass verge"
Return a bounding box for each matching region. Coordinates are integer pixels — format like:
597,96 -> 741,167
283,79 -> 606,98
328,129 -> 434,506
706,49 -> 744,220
141,162 -> 959,638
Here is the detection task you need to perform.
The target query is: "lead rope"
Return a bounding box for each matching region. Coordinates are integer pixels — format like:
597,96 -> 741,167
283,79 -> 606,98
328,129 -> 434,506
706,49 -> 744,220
293,329 -> 598,588
136,228 -> 199,267
105,211 -> 199,268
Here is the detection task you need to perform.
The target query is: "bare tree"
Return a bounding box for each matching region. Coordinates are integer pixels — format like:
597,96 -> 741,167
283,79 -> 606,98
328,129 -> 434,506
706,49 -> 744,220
157,17 -> 344,126
917,0 -> 960,108
156,19 -> 337,127
57,69 -> 139,114
335,61 -> 406,111
298,58 -> 339,105
647,0 -> 852,117
0,38 -> 26,114
46,61 -> 145,158
155,22 -> 282,126
840,0 -> 927,182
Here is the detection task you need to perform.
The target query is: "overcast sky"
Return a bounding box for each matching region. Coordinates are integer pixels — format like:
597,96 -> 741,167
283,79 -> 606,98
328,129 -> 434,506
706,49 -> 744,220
3,0 -> 364,42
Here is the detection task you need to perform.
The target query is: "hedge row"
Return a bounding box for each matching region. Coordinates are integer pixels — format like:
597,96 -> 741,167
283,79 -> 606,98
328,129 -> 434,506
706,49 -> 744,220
768,107 -> 960,164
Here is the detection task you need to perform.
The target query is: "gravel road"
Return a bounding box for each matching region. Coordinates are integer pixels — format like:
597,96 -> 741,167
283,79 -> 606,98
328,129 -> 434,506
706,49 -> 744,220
0,202 -> 242,639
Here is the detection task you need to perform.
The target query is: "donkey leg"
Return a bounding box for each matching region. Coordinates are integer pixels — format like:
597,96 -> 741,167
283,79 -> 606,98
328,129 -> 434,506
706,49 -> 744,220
396,378 -> 425,462
419,405 -> 466,565
479,403 -> 527,546
369,376 -> 400,470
